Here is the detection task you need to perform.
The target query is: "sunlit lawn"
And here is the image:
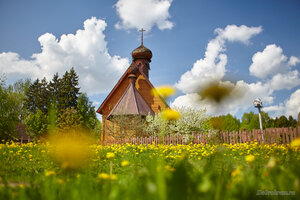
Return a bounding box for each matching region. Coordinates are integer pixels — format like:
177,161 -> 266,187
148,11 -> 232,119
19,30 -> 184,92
0,139 -> 299,200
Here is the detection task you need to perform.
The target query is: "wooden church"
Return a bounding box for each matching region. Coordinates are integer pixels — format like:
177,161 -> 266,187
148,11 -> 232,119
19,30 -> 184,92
96,34 -> 168,141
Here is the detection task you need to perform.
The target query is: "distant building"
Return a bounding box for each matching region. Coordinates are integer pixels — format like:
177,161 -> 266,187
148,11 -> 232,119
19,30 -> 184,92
97,41 -> 168,141
15,123 -> 31,143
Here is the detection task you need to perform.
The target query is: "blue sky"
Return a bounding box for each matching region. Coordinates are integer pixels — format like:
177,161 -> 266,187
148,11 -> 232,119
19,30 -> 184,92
1,0 -> 300,119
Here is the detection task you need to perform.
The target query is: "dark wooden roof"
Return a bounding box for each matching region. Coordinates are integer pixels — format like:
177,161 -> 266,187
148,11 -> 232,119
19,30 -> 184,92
107,81 -> 154,119
97,62 -> 163,114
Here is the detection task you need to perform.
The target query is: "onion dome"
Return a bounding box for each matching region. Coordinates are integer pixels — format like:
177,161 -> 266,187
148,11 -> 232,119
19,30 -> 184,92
131,45 -> 152,61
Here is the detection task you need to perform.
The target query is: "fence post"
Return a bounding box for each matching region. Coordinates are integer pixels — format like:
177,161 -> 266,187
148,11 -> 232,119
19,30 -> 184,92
285,128 -> 289,144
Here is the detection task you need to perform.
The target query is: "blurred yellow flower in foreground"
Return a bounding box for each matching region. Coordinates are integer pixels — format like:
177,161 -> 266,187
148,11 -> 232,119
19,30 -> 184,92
152,86 -> 176,100
161,109 -> 181,121
231,166 -> 242,177
266,157 -> 276,168
98,173 -> 117,180
106,152 -> 115,159
121,160 -> 130,167
245,155 -> 255,163
45,170 -> 55,176
291,138 -> 300,147
48,131 -> 93,169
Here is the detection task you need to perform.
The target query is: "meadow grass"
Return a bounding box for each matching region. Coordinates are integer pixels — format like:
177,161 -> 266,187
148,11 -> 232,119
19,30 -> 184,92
0,141 -> 299,200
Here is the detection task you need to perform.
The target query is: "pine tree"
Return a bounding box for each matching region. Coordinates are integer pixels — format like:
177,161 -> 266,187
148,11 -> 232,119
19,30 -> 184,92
58,68 -> 80,111
77,93 -> 98,130
48,73 -> 61,106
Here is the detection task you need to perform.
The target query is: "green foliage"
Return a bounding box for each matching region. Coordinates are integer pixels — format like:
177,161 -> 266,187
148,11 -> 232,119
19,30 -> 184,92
146,112 -> 171,136
146,107 -> 212,136
57,107 -> 82,131
107,115 -> 146,138
210,114 -> 240,131
24,109 -> 48,136
272,115 -> 297,128
77,93 -> 98,130
0,81 -> 19,140
240,111 -> 259,131
57,68 -> 80,111
0,142 -> 299,199
22,68 -> 98,136
241,111 -> 298,130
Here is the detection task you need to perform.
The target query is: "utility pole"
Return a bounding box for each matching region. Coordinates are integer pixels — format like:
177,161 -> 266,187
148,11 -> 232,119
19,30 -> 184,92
253,98 -> 263,131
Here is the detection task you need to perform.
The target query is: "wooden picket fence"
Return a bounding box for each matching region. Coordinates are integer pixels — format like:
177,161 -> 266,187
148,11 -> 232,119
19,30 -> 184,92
103,127 -> 300,145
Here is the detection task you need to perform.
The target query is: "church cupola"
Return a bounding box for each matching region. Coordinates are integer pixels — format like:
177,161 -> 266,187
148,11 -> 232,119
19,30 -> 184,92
131,29 -> 152,78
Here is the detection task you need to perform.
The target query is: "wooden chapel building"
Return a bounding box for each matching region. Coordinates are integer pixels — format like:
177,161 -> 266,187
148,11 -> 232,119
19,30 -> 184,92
96,38 -> 168,141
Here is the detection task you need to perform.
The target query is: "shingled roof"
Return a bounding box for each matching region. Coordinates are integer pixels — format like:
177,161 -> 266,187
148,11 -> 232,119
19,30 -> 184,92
107,74 -> 155,119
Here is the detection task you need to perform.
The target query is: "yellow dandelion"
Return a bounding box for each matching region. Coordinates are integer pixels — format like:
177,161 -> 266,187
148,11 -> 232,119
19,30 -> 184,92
57,178 -> 64,184
48,130 -> 93,169
164,165 -> 176,172
121,160 -> 130,167
19,184 -> 24,188
109,174 -> 117,180
231,166 -> 242,177
245,155 -> 255,163
98,173 -> 110,180
266,157 -> 276,168
291,138 -> 300,147
106,152 -> 115,159
161,109 -> 181,121
152,85 -> 176,100
45,170 -> 55,177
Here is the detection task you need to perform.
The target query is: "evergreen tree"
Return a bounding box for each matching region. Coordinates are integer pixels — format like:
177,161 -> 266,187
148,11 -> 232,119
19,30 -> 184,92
23,68 -> 97,136
58,68 -> 80,111
48,73 -> 61,106
77,93 -> 98,130
25,78 -> 49,114
57,107 -> 82,131
288,115 -> 297,128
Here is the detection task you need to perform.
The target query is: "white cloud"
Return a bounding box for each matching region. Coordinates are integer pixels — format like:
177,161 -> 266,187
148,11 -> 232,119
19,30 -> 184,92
172,80 -> 273,116
175,25 -> 262,94
115,0 -> 174,30
285,89 -> 300,118
0,17 -> 129,94
288,56 -> 300,66
249,44 -> 299,79
215,25 -> 262,44
249,44 -> 300,90
173,25 -> 265,115
263,89 -> 300,118
269,70 -> 300,90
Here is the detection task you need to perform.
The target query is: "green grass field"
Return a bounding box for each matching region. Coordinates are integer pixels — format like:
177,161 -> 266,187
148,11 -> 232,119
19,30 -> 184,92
0,139 -> 299,200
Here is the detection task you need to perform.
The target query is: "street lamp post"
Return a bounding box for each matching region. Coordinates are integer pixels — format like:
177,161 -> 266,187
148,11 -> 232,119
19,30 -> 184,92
253,98 -> 263,131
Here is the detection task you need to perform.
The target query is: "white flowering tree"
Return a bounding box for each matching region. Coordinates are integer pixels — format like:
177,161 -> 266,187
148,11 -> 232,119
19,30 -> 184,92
146,107 -> 212,136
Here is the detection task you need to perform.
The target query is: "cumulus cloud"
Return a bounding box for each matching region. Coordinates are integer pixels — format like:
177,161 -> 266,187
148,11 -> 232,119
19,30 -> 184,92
173,25 -> 266,115
250,44 -> 292,78
172,80 -> 273,116
263,89 -> 300,118
175,25 -> 262,94
269,70 -> 300,90
215,25 -> 262,44
115,0 -> 174,30
249,44 -> 300,90
0,17 -> 129,94
285,89 -> 300,117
